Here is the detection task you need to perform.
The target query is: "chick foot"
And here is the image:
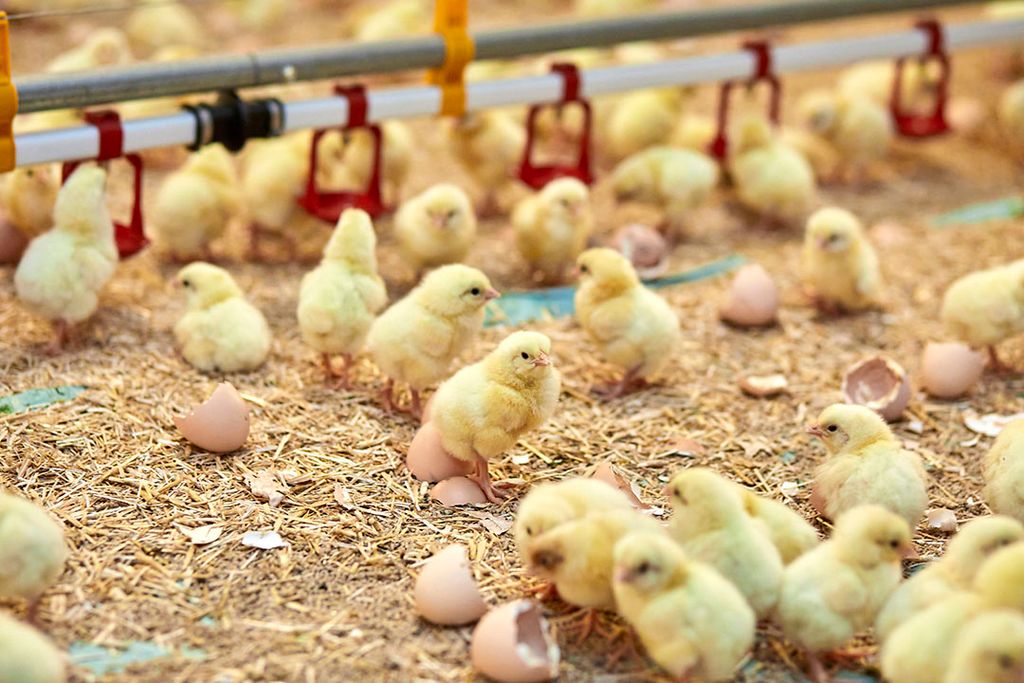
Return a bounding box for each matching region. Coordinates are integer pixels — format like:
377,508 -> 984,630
988,345 -> 1018,375
806,650 -> 832,683
528,582 -> 560,602
469,456 -> 513,504
594,367 -> 648,399
604,626 -> 644,669
45,320 -> 70,355
564,608 -> 612,646
323,353 -> 352,390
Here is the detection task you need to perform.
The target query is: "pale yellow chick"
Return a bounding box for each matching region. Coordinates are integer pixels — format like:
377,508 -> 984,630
998,80 -> 1024,153
984,420 -> 1024,523
796,89 -> 893,182
394,184 -> 477,275
149,144 -> 242,261
781,126 -> 844,183
173,263 -> 272,373
613,531 -> 756,682
297,209 -> 387,387
125,1 -> 205,54
575,0 -> 659,17
14,166 -> 117,351
0,492 -> 68,623
800,206 -> 883,314
808,404 -> 929,528
945,610 -> 1024,683
737,486 -> 820,564
242,133 -> 315,259
235,0 -> 287,30
513,177 -> 594,284
775,505 -> 912,683
367,264 -> 498,414
670,114 -> 717,152
0,613 -> 66,683
1,166 -> 59,240
431,331 -> 561,503
448,110 -> 526,215
666,467 -> 785,618
837,59 -> 941,109
606,88 -> 686,161
46,28 -> 132,73
351,0 -> 428,42
574,248 -> 681,397
941,261 -> 1024,370
876,515 -> 1024,641
335,122 -> 413,206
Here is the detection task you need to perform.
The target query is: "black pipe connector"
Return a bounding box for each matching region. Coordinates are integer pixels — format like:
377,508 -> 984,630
183,91 -> 286,152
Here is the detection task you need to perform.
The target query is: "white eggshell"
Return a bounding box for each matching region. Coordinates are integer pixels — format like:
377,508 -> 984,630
407,421 -> 473,482
842,357 -> 911,422
173,382 -> 251,453
921,342 -> 985,399
947,97 -> 986,137
719,264 -> 779,327
414,544 -> 488,626
0,218 -> 27,264
471,600 -> 560,683
430,477 -> 487,507
740,374 -> 789,398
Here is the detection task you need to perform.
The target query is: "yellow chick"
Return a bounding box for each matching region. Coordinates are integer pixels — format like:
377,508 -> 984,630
574,248 -> 681,397
666,467 -> 784,618
0,492 -> 68,623
945,610 -> 1024,683
670,113 -> 717,152
14,166 -> 117,351
737,487 -> 820,564
367,264 -> 499,414
0,613 -> 66,683
984,420 -> 1024,522
448,110 -> 526,215
46,28 -> 133,73
514,478 -> 632,566
149,144 -> 242,261
351,0 -> 428,42
1,166 -> 59,240
297,209 -> 387,387
241,133 -> 315,260
335,122 -> 413,207
729,117 -> 817,228
999,80 -> 1024,153
431,331 -> 561,503
576,0 -> 659,17
394,184 -> 477,275
796,89 -> 893,182
882,543 -> 1024,683
613,531 -> 756,682
605,88 -> 686,161
838,59 -> 941,109
125,0 -> 205,54
513,177 -> 594,284
776,505 -> 912,683
611,146 -> 720,236
808,404 -> 928,528
876,515 -> 1024,641
800,206 -> 883,314
941,261 -> 1024,371
781,126 -> 844,183
173,263 -> 272,373
235,0 -> 288,30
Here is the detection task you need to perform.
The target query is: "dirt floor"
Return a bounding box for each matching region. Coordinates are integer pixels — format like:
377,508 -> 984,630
3,0 -> 1024,681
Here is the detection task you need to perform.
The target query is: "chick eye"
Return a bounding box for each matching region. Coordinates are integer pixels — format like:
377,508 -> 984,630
999,654 -> 1014,669
826,425 -> 838,433
637,561 -> 651,574
182,279 -> 191,288
470,287 -> 480,296
521,352 -> 529,360
889,540 -> 900,549
579,265 -> 589,273
526,526 -> 533,536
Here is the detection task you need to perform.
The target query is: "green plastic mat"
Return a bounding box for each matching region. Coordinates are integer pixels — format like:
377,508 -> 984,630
932,196 -> 1024,227
0,385 -> 86,415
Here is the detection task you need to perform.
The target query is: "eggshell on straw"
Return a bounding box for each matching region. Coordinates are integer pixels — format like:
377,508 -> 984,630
430,477 -> 488,506
719,264 -> 779,327
173,382 -> 251,453
414,544 -> 488,626
407,421 -> 473,482
921,342 -> 985,399
471,600 -> 560,683
841,356 -> 911,422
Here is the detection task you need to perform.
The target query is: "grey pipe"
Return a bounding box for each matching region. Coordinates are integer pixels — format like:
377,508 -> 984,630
15,0 -> 994,113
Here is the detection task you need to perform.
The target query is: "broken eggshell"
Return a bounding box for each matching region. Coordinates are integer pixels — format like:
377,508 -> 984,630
407,421 -> 473,482
740,374 -> 789,398
0,218 -> 27,265
471,599 -> 560,683
841,356 -> 911,422
921,342 -> 985,400
719,264 -> 779,327
173,382 -> 251,453
925,508 -> 958,534
590,461 -> 648,510
611,223 -> 668,278
414,544 -> 488,626
430,477 -> 487,507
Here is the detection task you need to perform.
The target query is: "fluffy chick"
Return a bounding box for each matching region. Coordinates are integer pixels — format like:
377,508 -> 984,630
605,88 -> 686,161
837,59 -> 941,109
242,133 -> 316,260
808,404 -> 928,528
945,610 -> 1024,683
297,209 -> 387,387
513,177 -> 594,284
613,531 -> 756,682
367,265 -> 498,414
800,206 -> 883,314
514,478 -> 632,566
448,110 -> 526,215
1,166 -> 59,240
876,514 -> 1024,641
999,80 -> 1024,154
796,90 -> 893,182
575,0 -> 659,17
173,263 -> 272,373
394,184 -> 477,275
46,28 -> 132,73
351,0 -> 428,42
14,166 -> 117,351
737,487 -> 820,564
149,144 -> 242,261
574,248 -> 681,397
941,261 -> 1024,371
611,146 -> 720,237
0,492 -> 68,623
0,613 -> 66,683
670,113 -> 717,152
666,467 -> 785,618
882,543 -> 1024,683
431,331 -> 561,503
776,505 -> 912,683
984,420 -> 1024,522
125,0 -> 205,54
334,122 -> 413,206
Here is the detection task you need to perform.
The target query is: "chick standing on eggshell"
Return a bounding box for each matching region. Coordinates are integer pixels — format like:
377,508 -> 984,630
940,260 -> 1024,372
800,207 -> 883,314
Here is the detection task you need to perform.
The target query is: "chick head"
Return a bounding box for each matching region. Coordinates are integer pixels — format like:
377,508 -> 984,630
808,403 -> 895,455
88,28 -> 132,66
540,177 -> 590,221
945,516 -> 1024,583
951,611 -> 1024,683
186,144 -> 237,186
419,184 -> 474,233
486,330 -> 554,384
514,484 -> 583,561
576,248 -> 640,292
323,208 -> 378,270
613,531 -> 688,595
175,262 -> 244,310
665,467 -> 746,526
797,89 -> 840,134
526,524 -> 570,580
610,155 -> 654,202
804,207 -> 865,254
6,165 -> 57,195
832,505 -> 913,567
975,543 -> 1024,609
413,264 -> 499,317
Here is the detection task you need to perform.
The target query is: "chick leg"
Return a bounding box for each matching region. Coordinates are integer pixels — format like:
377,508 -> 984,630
25,597 -> 41,626
988,345 -> 1016,374
379,379 -> 399,413
595,366 -> 647,399
468,455 -> 511,504
805,650 -> 832,683
336,353 -> 353,390
528,582 -> 560,601
45,320 -> 70,355
410,389 -> 422,419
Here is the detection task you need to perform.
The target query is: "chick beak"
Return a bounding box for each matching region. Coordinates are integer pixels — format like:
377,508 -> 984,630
661,483 -> 673,497
530,549 -> 563,574
571,265 -> 582,279
432,213 -> 448,230
532,352 -> 551,367
614,568 -> 635,584
806,424 -> 826,439
483,288 -> 501,301
171,278 -> 183,290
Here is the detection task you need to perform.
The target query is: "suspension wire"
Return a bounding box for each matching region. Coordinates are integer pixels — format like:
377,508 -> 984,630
7,0 -> 237,22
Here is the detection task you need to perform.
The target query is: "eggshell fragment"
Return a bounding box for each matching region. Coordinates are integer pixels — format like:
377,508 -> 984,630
471,600 -> 560,683
947,97 -> 986,138
407,421 -> 473,482
173,382 -> 251,453
430,477 -> 487,507
0,218 -> 27,265
921,342 -> 985,400
612,223 -> 668,277
590,461 -> 648,510
925,508 -> 958,534
740,374 -> 789,398
719,264 -> 779,327
841,357 -> 911,422
414,544 -> 488,626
